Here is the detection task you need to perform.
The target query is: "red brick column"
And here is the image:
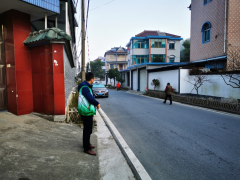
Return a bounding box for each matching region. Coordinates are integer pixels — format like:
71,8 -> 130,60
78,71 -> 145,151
3,10 -> 33,115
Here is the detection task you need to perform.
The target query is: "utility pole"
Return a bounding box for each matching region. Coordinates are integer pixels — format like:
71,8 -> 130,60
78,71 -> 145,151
81,0 -> 86,81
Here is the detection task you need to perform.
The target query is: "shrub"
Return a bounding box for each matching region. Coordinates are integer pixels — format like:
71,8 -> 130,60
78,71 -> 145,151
151,79 -> 160,90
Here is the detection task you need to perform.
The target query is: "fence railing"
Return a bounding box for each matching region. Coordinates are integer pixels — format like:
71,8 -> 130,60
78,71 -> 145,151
145,90 -> 240,114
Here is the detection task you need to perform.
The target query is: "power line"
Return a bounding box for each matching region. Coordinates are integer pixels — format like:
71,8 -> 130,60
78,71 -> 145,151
89,0 -> 115,11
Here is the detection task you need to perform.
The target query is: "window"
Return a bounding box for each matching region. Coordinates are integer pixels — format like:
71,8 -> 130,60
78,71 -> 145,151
151,54 -> 165,62
110,64 -> 114,69
203,0 -> 211,6
132,55 -> 149,64
150,39 -> 165,48
133,39 -> 149,49
169,58 -> 175,63
169,43 -> 175,49
202,22 -> 211,43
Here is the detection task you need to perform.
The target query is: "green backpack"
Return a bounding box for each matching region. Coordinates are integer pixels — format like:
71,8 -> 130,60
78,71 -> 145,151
78,86 -> 96,116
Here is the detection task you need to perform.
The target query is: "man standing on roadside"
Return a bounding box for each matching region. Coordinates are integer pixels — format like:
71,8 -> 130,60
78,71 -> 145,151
78,72 -> 100,156
163,82 -> 173,105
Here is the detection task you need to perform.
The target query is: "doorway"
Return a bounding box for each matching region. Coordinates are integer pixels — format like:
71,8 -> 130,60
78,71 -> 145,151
0,14 -> 7,110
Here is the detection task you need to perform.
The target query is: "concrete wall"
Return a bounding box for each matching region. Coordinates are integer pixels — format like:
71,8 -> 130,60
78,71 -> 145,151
148,70 -> 179,92
121,72 -> 129,87
151,48 -> 165,54
180,69 -> 240,99
132,49 -> 149,56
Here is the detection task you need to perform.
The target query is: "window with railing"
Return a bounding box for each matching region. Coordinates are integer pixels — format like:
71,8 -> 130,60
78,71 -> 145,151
133,39 -> 149,49
132,55 -> 149,64
151,54 -> 165,62
151,39 -> 165,48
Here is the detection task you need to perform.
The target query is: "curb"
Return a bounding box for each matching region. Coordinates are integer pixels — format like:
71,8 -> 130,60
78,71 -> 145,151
98,108 -> 152,180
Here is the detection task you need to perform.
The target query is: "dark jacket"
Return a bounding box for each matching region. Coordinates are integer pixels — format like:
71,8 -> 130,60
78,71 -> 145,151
78,81 -> 99,106
165,85 -> 173,95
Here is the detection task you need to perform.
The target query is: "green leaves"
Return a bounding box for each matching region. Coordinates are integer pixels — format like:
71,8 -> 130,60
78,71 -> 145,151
151,79 -> 160,90
107,68 -> 125,85
181,39 -> 190,62
90,59 -> 105,78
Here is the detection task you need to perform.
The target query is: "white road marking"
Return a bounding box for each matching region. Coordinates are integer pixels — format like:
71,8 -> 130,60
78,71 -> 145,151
98,108 -> 152,180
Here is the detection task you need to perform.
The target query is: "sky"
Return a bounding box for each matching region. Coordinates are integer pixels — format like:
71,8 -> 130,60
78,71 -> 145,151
75,0 -> 191,64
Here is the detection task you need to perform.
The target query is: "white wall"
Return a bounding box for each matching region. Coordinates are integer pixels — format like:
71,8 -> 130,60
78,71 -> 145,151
167,41 -> 180,62
151,48 -> 165,54
121,72 -> 129,87
180,69 -> 240,99
148,70 -> 179,92
132,49 -> 149,55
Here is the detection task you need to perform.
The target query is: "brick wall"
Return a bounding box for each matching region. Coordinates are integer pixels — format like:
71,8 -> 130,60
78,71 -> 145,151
190,0 -> 226,61
226,0 -> 240,70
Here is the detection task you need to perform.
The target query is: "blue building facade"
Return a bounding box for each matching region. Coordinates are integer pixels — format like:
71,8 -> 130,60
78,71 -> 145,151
20,0 -> 60,13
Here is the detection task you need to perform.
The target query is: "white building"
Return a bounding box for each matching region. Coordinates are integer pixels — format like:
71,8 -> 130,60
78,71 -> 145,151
120,30 -> 183,91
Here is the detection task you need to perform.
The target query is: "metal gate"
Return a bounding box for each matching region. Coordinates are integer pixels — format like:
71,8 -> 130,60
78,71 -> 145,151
132,71 -> 137,90
140,69 -> 146,92
0,15 -> 7,110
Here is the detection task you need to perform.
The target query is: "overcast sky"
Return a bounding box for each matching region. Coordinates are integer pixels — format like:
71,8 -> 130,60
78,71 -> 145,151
75,0 -> 191,63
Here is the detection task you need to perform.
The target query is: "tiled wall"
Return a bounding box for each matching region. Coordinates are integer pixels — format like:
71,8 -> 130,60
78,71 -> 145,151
190,0 -> 226,61
32,44 -> 65,115
226,0 -> 240,70
3,10 -> 33,115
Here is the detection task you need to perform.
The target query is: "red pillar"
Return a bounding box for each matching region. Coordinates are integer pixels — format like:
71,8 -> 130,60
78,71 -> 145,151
31,44 -> 65,115
149,39 -> 151,62
3,10 -> 33,115
165,39 -> 168,63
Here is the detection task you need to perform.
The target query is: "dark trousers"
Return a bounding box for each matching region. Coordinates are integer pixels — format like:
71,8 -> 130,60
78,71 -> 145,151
164,94 -> 172,104
81,115 -> 93,151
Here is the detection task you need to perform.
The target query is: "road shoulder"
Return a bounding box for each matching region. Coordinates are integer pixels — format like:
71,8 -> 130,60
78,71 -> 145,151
96,109 -> 152,180
95,110 -> 135,180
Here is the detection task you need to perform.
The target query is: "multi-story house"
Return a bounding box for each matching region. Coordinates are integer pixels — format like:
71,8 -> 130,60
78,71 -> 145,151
0,0 -> 77,120
120,30 -> 183,91
104,47 -> 128,71
126,30 -> 182,66
189,0 -> 240,71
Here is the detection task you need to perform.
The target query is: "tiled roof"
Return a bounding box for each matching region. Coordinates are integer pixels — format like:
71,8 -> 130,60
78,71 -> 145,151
165,33 -> 181,38
135,30 -> 181,38
24,28 -> 71,45
135,30 -> 159,37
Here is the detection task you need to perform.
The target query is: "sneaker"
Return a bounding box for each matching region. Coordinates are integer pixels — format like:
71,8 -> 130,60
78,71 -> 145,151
163,102 -> 166,104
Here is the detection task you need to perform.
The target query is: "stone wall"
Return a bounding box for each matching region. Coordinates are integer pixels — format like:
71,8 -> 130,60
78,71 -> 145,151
64,47 -> 76,108
145,90 -> 240,114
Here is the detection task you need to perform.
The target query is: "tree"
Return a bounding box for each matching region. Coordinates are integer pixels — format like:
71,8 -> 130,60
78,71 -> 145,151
90,59 -> 104,78
86,63 -> 89,73
184,68 -> 211,97
107,68 -> 119,86
220,46 -> 240,88
116,74 -> 125,84
180,39 -> 190,62
151,79 -> 160,90
152,56 -> 164,62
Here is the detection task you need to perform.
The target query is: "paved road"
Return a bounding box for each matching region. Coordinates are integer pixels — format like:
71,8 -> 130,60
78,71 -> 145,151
97,90 -> 240,180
